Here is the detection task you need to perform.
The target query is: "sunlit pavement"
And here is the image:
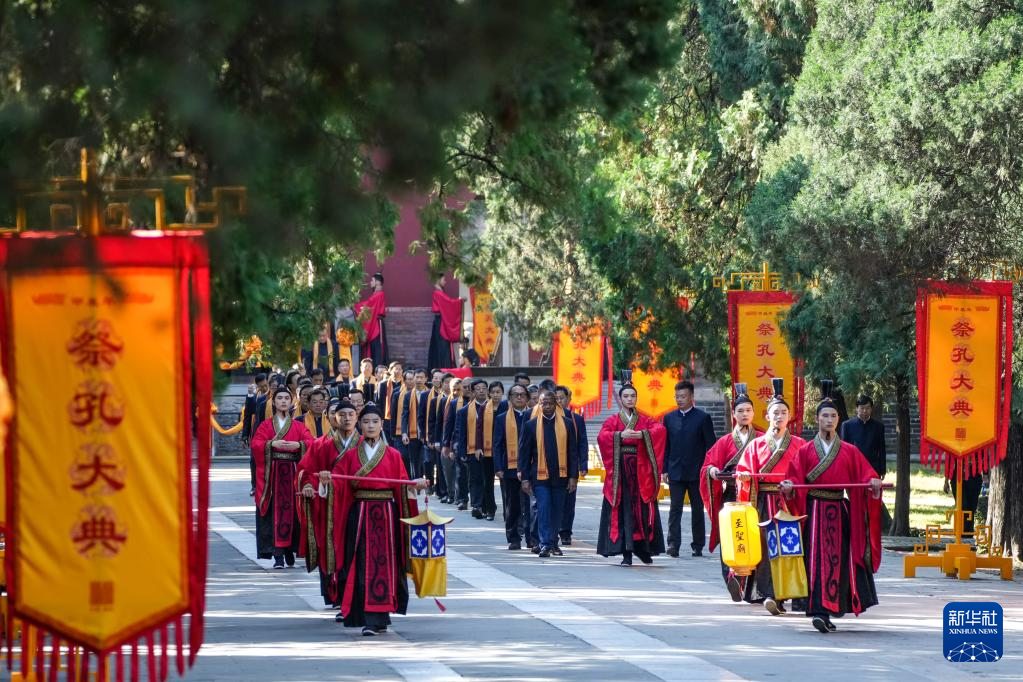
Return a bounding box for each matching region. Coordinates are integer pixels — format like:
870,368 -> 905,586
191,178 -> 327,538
191,462 -> 1023,681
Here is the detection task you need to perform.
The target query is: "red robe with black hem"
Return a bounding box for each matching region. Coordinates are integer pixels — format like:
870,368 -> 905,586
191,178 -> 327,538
297,430 -> 362,571
332,443 -> 418,615
596,412 -> 666,544
787,438 -> 882,575
251,417 -> 314,549
700,427 -> 762,552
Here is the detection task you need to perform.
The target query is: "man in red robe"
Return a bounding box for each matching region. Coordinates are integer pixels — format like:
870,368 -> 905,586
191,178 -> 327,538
735,378 -> 806,614
354,272 -> 387,365
429,275 -> 463,371
781,381 -> 882,634
251,387 -> 314,568
330,404 -> 426,636
596,382 -> 667,566
299,399 -> 362,611
700,383 -> 762,600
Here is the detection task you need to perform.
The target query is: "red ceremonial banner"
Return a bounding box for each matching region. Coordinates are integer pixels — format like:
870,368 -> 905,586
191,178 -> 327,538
0,234 -> 211,680
916,280 -> 1013,477
727,291 -> 804,432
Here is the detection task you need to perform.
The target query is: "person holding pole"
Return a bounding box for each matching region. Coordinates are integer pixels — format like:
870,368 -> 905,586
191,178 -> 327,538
781,380 -> 882,634
319,403 -> 427,636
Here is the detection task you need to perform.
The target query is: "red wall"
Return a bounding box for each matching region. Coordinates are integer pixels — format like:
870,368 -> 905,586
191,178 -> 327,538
361,192 -> 464,304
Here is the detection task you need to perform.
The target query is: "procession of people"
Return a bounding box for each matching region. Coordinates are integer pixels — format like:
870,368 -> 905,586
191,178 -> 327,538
241,282 -> 885,638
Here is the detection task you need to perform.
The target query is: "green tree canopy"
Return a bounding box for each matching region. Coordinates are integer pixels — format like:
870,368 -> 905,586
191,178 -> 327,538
0,0 -> 681,364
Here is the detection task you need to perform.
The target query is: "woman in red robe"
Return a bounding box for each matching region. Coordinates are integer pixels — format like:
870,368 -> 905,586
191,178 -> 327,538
251,387 -> 314,568
428,275 -> 463,371
596,382 -> 667,566
332,404 -> 425,636
782,381 -> 881,634
354,272 -> 388,365
700,383 -> 762,599
735,378 -> 806,613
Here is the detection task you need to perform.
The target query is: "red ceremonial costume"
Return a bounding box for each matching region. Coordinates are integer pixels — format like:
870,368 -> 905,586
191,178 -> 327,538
735,430 -> 806,602
251,416 -> 314,559
700,427 -> 762,554
354,289 -> 387,365
333,441 -> 417,629
788,437 -> 881,617
297,429 -> 362,605
429,288 -> 462,370
596,410 -> 667,557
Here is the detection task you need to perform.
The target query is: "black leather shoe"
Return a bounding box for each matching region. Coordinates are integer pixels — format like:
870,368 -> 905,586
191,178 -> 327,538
812,617 -> 831,633
457,502 -> 468,511
538,548 -> 551,558
486,513 -> 495,521
508,542 -> 521,551
273,556 -> 285,569
620,556 -> 633,567
284,551 -> 295,567
636,551 -> 653,565
692,549 -> 703,557
531,545 -> 541,554
560,536 -> 572,546
667,546 -> 679,558
335,612 -> 345,623
551,547 -> 564,556
471,508 -> 483,519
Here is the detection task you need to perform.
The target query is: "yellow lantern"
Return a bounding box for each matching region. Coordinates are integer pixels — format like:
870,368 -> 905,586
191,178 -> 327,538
719,502 -> 762,575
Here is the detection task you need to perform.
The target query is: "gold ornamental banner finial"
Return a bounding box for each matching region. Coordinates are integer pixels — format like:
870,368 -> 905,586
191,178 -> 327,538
4,147 -> 246,235
713,262 -> 782,292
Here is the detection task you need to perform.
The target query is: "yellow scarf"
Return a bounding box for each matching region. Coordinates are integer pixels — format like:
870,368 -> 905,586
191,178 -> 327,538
383,380 -> 398,419
302,412 -> 330,437
355,374 -> 375,392
447,395 -> 465,425
536,414 -> 568,480
394,386 -> 410,436
408,389 -> 420,439
505,410 -> 520,469
466,400 -> 495,456
424,388 -> 439,441
313,339 -> 334,371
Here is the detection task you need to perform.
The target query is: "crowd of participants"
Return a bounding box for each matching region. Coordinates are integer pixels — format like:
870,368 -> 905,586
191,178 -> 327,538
240,356 -> 885,637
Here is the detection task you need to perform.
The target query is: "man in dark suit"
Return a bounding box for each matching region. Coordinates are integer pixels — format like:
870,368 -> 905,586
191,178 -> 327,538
839,394 -> 887,478
554,385 -> 588,546
662,380 -> 716,557
517,389 -> 578,558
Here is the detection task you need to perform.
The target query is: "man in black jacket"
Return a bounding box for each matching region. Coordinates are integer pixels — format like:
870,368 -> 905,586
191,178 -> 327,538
661,380 -> 716,557
839,394 -> 887,478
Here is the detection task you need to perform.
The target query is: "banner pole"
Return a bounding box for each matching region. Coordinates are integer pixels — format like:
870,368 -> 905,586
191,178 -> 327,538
953,462 -> 964,545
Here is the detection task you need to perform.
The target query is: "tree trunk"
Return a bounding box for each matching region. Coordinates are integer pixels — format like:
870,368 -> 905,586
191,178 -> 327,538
891,376 -> 912,536
991,421 -> 1023,560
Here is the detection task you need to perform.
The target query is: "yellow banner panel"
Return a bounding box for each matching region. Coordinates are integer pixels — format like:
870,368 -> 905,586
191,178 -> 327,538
10,269 -> 187,650
923,295 -> 999,456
